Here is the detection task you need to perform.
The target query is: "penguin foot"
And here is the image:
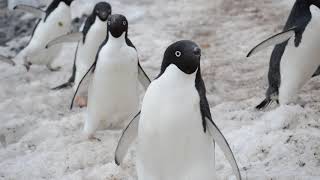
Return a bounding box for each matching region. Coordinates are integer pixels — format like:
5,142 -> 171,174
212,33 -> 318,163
75,96 -> 87,108
47,64 -> 61,72
88,135 -> 101,142
256,98 -> 272,110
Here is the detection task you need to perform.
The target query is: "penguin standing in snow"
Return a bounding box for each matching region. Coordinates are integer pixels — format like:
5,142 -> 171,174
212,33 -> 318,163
247,0 -> 320,109
115,40 -> 241,180
71,14 -> 150,140
47,2 -> 112,107
0,0 -> 73,71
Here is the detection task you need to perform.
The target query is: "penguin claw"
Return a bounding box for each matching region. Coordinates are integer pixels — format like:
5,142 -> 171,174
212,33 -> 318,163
88,135 -> 101,142
48,66 -> 62,72
255,98 -> 272,110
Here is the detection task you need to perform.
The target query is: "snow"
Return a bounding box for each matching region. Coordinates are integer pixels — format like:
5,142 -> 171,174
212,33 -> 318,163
0,0 -> 320,179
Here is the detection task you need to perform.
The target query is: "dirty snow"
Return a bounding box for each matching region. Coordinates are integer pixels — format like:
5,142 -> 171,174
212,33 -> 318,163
0,0 -> 320,180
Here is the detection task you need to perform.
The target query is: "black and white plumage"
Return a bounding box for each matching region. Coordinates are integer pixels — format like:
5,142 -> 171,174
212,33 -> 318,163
70,14 -> 150,139
48,2 -> 112,107
115,40 -> 241,180
2,0 -> 74,71
247,0 -> 320,109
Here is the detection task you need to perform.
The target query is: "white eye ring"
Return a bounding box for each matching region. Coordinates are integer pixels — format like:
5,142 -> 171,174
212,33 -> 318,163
123,21 -> 126,25
107,21 -> 111,25
175,51 -> 181,57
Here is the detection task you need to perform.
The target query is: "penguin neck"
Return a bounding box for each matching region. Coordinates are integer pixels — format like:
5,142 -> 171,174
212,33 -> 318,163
159,64 -> 197,86
107,32 -> 126,48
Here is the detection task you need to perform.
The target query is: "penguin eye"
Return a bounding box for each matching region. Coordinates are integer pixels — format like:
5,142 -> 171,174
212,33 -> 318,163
175,51 -> 181,57
96,10 -> 99,14
123,21 -> 126,26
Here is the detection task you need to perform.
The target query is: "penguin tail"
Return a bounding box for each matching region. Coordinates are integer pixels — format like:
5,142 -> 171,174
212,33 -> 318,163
255,98 -> 272,110
51,81 -> 73,90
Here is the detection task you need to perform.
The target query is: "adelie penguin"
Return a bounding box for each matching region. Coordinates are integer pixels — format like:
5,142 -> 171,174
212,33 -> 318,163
71,14 -> 150,140
0,0 -> 73,71
46,2 -> 112,107
115,40 -> 241,180
247,0 -> 320,109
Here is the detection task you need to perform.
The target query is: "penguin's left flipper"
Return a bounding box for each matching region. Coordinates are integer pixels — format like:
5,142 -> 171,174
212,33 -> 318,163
46,32 -> 83,48
0,55 -> 15,66
115,111 -> 141,165
13,5 -> 45,19
206,117 -> 242,180
247,27 -> 297,57
70,61 -> 95,110
138,62 -> 151,90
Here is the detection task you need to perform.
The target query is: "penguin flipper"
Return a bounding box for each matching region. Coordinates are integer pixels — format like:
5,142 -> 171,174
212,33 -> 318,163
0,55 -> 15,66
206,117 -> 242,180
13,5 -> 45,19
115,111 -> 140,166
138,62 -> 151,90
70,61 -> 95,110
247,27 -> 297,57
46,32 -> 83,48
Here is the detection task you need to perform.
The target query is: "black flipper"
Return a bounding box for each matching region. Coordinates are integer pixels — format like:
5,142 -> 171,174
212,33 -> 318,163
115,111 -> 141,165
13,5 -> 45,19
195,70 -> 241,180
138,62 -> 151,90
312,66 -> 320,77
247,27 -> 297,57
70,61 -> 96,110
52,43 -> 79,90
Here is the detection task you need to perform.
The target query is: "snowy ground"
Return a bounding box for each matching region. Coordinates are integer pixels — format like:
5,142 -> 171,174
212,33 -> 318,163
0,0 -> 320,179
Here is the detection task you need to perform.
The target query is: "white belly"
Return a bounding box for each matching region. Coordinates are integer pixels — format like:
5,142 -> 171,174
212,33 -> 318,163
87,42 -> 139,131
279,17 -> 320,104
74,18 -> 107,93
137,65 -> 215,180
22,3 -> 71,65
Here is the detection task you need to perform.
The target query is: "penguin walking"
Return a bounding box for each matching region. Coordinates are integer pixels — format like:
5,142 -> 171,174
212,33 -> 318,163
47,2 -> 112,107
0,0 -> 73,71
71,14 -> 150,139
247,0 -> 320,109
115,40 -> 241,180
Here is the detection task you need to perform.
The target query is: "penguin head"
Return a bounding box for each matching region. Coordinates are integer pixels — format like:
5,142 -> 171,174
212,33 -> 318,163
107,14 -> 128,38
93,2 -> 112,21
161,40 -> 201,74
60,0 -> 74,6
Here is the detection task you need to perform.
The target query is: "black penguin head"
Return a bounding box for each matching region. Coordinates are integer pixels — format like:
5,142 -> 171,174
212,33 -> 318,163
161,40 -> 201,74
107,14 -> 128,38
59,0 -> 74,6
93,2 -> 112,21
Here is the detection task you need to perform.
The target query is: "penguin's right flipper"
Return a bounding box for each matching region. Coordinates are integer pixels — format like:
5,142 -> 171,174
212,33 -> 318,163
0,55 -> 15,66
206,117 -> 242,180
138,62 -> 151,90
247,27 -> 297,57
70,61 -> 95,110
46,32 -> 83,48
115,111 -> 140,165
13,5 -> 45,19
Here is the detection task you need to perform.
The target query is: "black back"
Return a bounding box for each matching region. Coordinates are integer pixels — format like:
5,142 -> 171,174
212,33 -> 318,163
266,0 -> 317,99
44,0 -> 73,22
